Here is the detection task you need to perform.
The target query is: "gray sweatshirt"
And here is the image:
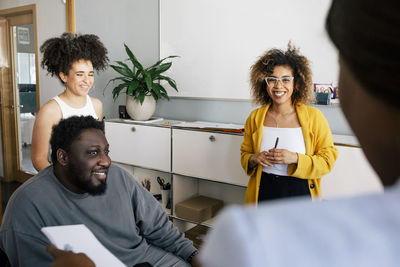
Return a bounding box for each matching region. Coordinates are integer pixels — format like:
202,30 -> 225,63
0,164 -> 195,266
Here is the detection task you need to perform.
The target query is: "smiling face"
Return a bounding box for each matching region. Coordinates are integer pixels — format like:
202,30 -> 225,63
62,128 -> 111,195
266,65 -> 295,106
59,59 -> 94,96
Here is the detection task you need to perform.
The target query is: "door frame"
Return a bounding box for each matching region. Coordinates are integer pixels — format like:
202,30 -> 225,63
0,4 -> 40,183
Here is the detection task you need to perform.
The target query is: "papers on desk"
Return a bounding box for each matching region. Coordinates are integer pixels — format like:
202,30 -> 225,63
41,224 -> 126,267
121,117 -> 164,123
175,121 -> 244,133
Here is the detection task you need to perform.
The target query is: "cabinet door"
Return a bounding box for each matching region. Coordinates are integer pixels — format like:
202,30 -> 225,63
172,129 -> 248,186
105,122 -> 171,172
321,145 -> 383,199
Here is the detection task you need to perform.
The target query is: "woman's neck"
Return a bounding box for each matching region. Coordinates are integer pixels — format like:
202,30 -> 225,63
59,90 -> 87,108
269,102 -> 295,115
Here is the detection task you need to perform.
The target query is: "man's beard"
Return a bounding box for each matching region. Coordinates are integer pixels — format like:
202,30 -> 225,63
67,164 -> 107,196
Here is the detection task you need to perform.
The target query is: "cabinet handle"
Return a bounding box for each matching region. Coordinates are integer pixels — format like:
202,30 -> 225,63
131,127 -> 136,132
209,135 -> 216,142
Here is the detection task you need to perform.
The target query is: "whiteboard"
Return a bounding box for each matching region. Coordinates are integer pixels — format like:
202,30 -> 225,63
160,0 -> 338,100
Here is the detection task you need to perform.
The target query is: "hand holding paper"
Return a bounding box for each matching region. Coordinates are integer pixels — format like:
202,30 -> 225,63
41,224 -> 126,267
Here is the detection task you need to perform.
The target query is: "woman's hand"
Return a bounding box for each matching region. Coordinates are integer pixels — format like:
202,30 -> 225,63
266,148 -> 298,165
249,152 -> 275,168
46,244 -> 95,267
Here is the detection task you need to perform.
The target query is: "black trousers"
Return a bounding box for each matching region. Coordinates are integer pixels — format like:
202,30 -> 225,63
258,172 -> 311,202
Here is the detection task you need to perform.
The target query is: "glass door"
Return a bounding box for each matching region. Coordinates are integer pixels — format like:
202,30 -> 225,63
12,24 -> 37,174
0,5 -> 39,183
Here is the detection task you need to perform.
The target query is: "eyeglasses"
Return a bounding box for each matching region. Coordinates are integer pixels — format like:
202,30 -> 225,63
265,76 -> 294,87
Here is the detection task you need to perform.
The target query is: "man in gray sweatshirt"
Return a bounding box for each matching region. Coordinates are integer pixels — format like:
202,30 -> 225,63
0,115 -> 197,267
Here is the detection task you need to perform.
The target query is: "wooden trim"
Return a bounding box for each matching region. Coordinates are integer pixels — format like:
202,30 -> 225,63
8,25 -> 20,181
0,67 -> 17,182
66,0 -> 75,33
32,5 -> 40,109
0,4 -> 35,17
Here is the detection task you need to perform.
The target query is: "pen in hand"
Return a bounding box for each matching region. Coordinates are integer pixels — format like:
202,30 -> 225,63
274,137 -> 279,149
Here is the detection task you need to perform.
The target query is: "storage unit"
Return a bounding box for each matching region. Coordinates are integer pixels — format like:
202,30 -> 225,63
105,120 -> 382,234
105,119 -> 248,232
105,121 -> 171,172
172,129 -> 248,186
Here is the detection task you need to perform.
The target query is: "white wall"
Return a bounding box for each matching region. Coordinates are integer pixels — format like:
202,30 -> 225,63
75,0 -> 159,120
160,0 -> 337,99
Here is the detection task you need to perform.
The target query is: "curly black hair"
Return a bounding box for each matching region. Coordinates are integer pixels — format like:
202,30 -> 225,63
50,115 -> 105,164
326,0 -> 399,108
40,32 -> 109,84
250,43 -> 312,106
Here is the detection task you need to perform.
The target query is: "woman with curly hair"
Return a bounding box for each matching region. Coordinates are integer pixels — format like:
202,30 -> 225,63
241,44 -> 338,203
31,32 -> 108,172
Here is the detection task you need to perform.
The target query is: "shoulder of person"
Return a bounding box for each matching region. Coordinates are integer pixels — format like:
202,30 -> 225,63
297,103 -> 324,118
249,104 -> 270,119
34,99 -> 62,126
90,96 -> 102,106
4,168 -> 54,210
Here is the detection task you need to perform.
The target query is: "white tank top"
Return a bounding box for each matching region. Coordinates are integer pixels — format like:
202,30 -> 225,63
53,95 -> 98,119
260,127 -> 306,176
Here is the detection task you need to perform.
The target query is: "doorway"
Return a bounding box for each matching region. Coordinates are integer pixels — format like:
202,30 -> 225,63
0,5 -> 39,184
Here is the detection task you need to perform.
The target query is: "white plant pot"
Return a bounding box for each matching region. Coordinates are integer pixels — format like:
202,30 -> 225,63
126,95 -> 156,121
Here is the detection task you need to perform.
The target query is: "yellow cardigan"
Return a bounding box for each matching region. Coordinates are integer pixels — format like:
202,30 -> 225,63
241,103 -> 338,204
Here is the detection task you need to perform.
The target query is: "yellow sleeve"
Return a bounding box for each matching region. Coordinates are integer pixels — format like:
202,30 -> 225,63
288,109 -> 338,179
240,113 -> 257,177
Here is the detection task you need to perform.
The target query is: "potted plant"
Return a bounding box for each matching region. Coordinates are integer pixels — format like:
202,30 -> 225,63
106,44 -> 178,120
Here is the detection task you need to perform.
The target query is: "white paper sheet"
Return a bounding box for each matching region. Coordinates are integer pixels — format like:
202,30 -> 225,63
41,224 -> 126,267
174,121 -> 244,130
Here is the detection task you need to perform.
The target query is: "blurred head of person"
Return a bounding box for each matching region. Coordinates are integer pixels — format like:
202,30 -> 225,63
326,0 -> 400,184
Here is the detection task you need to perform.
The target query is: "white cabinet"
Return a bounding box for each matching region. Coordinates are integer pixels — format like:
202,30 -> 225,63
172,129 -> 248,186
105,120 -> 248,230
321,145 -> 383,199
105,121 -> 171,172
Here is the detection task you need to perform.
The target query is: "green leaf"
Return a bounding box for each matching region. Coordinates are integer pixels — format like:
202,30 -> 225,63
115,61 -> 134,76
110,64 -> 134,78
151,62 -> 172,77
126,80 -> 140,96
138,91 -> 146,104
124,44 -> 143,70
147,55 -> 179,70
112,82 -> 129,100
152,83 -> 162,97
150,90 -> 159,101
159,75 -> 178,91
144,72 -> 152,91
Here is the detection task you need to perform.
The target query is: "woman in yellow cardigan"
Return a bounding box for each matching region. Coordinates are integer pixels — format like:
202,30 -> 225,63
241,44 -> 338,203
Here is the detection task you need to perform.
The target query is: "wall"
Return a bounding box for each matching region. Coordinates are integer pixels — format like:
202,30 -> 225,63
0,0 -> 353,135
75,0 -> 160,120
160,0 -> 337,100
75,0 -> 352,135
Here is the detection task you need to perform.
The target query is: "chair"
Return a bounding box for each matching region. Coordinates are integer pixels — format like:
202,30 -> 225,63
0,248 -> 10,267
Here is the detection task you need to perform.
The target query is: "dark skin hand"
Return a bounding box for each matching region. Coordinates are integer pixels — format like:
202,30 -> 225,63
46,244 -> 95,267
191,255 -> 202,267
249,149 -> 298,169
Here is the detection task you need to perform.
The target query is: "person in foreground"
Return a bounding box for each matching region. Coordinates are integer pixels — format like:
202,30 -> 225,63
31,32 -> 108,172
241,44 -> 337,203
199,0 -> 400,266
0,116 -> 198,266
